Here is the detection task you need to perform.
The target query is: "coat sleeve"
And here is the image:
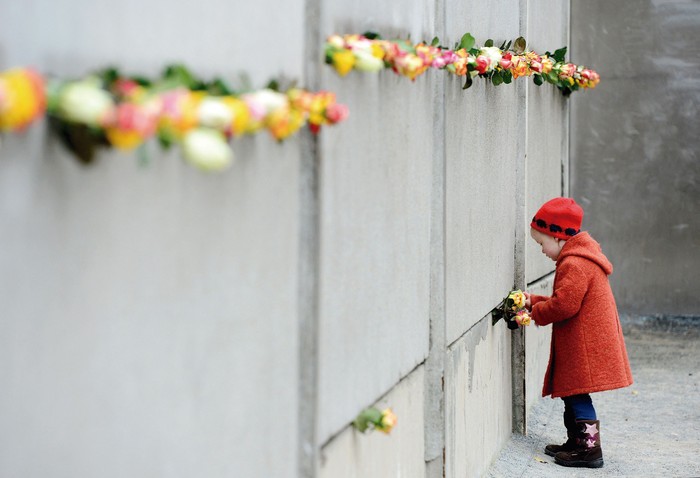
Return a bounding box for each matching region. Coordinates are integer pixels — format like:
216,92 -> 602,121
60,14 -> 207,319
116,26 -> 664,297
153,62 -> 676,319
529,294 -> 549,306
532,260 -> 589,326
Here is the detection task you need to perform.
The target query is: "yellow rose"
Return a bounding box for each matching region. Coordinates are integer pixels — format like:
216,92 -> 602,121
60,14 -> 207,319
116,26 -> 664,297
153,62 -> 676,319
332,50 -> 356,77
378,408 -> 398,434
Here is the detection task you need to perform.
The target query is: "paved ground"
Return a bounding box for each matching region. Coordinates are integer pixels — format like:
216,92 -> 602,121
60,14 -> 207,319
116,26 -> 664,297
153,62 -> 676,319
487,316 -> 700,478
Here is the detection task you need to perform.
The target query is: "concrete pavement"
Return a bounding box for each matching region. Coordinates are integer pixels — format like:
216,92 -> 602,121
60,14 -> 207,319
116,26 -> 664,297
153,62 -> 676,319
487,315 -> 700,477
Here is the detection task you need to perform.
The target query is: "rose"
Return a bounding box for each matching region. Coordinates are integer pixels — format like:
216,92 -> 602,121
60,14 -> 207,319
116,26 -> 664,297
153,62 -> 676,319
0,68 -> 46,131
499,52 -> 513,70
325,102 -> 349,124
331,49 -> 356,77
197,97 -> 234,131
354,50 -> 385,72
480,46 -> 503,67
104,100 -> 159,149
515,309 -> 531,326
57,79 -> 114,127
353,406 -> 398,434
508,290 -> 526,309
393,53 -> 428,80
182,127 -> 233,172
475,55 -> 491,75
541,57 -> 554,74
326,34 -> 345,49
377,408 -> 398,434
558,63 -> 576,79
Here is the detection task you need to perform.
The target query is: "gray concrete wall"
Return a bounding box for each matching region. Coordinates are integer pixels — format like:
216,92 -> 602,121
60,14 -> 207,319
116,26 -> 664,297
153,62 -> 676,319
0,0 -> 571,476
571,0 -> 700,315
0,1 -> 303,477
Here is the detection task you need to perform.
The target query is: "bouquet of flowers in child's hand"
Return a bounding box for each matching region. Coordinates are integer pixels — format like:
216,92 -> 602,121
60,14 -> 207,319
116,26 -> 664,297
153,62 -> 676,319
492,289 -> 532,329
353,406 -> 398,435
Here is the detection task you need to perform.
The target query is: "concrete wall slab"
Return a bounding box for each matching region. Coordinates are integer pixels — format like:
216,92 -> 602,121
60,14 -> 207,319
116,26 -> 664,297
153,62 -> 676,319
444,1 -> 522,343
318,366 -> 425,478
525,0 -> 568,284
525,274 -> 554,412
571,0 -> 700,314
0,2 -> 305,475
316,3 -> 436,445
445,317 -> 512,478
0,133 -> 301,478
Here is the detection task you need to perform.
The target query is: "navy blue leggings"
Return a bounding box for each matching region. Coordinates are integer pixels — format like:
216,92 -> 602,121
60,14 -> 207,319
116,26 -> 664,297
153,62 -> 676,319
563,394 -> 597,420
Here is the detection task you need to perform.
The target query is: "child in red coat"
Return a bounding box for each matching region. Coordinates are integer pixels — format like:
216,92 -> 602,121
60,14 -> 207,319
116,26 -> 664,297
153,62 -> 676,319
524,197 -> 633,469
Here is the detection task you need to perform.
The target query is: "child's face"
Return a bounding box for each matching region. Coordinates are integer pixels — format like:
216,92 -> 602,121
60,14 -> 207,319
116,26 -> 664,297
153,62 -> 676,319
530,228 -> 565,261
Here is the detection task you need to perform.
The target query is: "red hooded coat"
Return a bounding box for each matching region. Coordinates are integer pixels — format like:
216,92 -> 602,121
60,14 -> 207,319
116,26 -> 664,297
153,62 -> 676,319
530,232 -> 633,398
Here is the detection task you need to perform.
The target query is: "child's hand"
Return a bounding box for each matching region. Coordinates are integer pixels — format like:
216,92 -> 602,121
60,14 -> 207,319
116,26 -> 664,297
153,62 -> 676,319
524,292 -> 532,310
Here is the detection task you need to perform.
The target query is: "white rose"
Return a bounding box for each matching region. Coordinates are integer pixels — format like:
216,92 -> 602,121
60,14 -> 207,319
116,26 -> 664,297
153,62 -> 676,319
480,46 -> 503,66
354,50 -> 384,72
182,128 -> 233,172
247,89 -> 287,114
58,79 -> 114,126
197,97 -> 233,130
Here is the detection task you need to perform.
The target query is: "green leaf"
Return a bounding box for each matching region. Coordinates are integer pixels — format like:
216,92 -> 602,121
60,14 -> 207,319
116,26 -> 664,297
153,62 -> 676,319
513,37 -> 526,54
266,79 -> 280,91
499,40 -> 507,50
492,72 -> 503,86
446,64 -> 457,73
533,74 -> 543,86
163,64 -> 197,88
97,67 -> 120,86
458,32 -> 475,51
431,36 -> 440,47
484,39 -> 494,47
552,46 -> 567,63
463,75 -> 473,90
363,31 -> 381,40
505,40 -> 512,51
503,70 -> 513,84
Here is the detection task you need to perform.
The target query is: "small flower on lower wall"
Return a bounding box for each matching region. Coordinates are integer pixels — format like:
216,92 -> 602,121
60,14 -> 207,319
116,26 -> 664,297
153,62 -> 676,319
353,407 -> 398,435
492,289 -> 532,330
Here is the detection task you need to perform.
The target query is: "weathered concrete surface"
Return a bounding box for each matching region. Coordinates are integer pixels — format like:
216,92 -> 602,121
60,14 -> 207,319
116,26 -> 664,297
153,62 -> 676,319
316,4 -> 436,445
571,0 -> 700,315
0,134 -> 301,478
445,0 -> 521,343
487,316 -> 700,477
524,275 -> 554,413
445,316 -> 512,478
0,0 -> 303,85
318,366 -> 425,478
525,0 -> 568,284
0,1 -> 305,476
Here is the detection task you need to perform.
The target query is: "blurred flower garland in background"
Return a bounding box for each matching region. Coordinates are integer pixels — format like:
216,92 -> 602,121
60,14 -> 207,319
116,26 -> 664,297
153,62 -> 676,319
0,65 -> 348,172
326,32 -> 600,95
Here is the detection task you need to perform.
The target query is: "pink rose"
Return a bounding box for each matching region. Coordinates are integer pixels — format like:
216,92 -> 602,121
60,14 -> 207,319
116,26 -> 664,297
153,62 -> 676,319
499,52 -> 513,70
325,103 -> 349,124
475,55 -> 491,75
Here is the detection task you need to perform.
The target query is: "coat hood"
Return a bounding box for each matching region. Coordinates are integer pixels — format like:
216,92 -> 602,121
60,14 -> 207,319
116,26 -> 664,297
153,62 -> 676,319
557,232 -> 613,275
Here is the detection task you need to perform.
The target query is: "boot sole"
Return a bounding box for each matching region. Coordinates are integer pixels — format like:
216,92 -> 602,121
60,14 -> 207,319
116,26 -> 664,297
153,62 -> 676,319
554,456 -> 604,468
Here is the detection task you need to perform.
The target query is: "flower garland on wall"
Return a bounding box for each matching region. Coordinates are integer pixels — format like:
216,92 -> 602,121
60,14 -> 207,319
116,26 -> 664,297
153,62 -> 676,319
325,32 -> 600,95
0,65 -> 348,171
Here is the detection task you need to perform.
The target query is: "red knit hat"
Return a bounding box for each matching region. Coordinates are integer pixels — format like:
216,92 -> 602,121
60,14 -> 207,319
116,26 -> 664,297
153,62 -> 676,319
531,197 -> 584,240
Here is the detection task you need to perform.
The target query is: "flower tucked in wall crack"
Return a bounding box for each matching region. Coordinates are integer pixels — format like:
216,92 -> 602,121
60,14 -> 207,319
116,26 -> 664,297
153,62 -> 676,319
0,68 -> 46,131
0,64 -> 348,171
492,289 -> 531,330
325,32 -> 600,96
353,407 -> 398,435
